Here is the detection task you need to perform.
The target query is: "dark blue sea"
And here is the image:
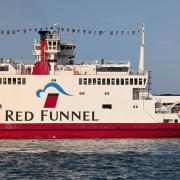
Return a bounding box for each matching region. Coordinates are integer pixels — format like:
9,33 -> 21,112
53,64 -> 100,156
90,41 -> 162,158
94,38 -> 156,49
0,139 -> 180,179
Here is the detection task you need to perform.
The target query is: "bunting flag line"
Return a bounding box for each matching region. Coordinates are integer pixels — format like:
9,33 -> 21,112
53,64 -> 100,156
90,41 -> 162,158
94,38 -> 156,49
0,25 -> 142,37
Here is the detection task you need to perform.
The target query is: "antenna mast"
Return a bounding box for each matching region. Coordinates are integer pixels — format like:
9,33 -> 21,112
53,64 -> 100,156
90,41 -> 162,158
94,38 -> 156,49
138,22 -> 145,74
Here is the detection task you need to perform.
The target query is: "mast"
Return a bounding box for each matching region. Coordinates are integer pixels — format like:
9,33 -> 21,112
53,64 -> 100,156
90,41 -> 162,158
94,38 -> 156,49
138,22 -> 145,74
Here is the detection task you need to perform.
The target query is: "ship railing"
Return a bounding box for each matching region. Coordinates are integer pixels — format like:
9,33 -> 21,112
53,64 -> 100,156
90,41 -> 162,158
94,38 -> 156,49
55,66 -> 74,71
129,70 -> 146,75
0,58 -> 17,69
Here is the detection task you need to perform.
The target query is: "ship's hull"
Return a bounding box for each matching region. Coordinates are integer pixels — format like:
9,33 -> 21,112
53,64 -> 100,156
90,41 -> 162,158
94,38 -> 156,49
0,123 -> 180,138
1,76 -> 180,138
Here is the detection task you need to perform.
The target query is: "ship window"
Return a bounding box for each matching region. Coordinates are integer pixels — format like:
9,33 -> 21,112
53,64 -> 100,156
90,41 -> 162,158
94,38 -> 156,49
79,78 -> 82,85
0,66 -> 9,71
133,105 -> 139,108
60,46 -> 65,50
163,119 -> 169,123
144,78 -> 146,85
139,78 -> 142,85
105,92 -> 110,95
48,42 -> 52,46
107,78 -> 110,85
97,78 -> 101,85
22,78 -> 26,85
102,104 -> 112,109
116,78 -> 119,85
174,119 -> 178,123
3,78 -> 6,85
79,92 -> 85,95
133,89 -> 140,100
130,78 -> 133,85
83,78 -> 87,85
8,78 -> 11,85
13,78 -> 16,85
66,46 -> 71,50
125,78 -> 129,85
111,78 -> 115,85
0,78 -> 1,84
134,78 -> 138,85
121,78 -> 124,85
102,78 -> 106,85
93,78 -> 96,85
88,78 -> 92,85
18,78 -> 21,85
35,46 -> 40,50
53,41 -> 56,46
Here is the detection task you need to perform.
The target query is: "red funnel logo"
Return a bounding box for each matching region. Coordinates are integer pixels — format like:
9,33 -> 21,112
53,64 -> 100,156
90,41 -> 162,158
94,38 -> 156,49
44,93 -> 59,108
36,82 -> 72,109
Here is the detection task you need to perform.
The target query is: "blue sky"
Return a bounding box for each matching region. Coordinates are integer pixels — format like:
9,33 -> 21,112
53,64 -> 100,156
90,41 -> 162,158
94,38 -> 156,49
0,0 -> 180,94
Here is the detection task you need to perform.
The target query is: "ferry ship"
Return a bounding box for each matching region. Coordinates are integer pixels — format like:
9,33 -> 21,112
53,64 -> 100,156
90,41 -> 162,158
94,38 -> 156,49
0,23 -> 180,138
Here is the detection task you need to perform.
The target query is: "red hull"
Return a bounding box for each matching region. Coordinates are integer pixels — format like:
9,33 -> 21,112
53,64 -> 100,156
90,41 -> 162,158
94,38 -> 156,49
0,123 -> 180,138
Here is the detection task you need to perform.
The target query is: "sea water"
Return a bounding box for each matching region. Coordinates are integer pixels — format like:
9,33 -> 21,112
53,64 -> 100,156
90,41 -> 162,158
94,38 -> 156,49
0,139 -> 179,179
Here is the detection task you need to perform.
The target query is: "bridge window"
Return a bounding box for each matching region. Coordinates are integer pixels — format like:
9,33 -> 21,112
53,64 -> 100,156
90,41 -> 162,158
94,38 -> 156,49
130,78 -> 133,85
134,78 -> 138,85
125,78 -> 129,85
139,78 -> 142,85
35,46 -> 40,50
144,78 -> 146,85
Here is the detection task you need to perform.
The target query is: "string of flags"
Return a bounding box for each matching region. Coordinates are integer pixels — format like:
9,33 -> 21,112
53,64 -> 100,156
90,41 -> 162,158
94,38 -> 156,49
0,25 -> 142,37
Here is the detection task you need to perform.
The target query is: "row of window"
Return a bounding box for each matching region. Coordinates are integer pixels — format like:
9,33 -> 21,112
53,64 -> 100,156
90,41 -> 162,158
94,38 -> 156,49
163,119 -> 178,123
79,92 -> 110,96
0,78 -> 26,85
79,78 -> 146,86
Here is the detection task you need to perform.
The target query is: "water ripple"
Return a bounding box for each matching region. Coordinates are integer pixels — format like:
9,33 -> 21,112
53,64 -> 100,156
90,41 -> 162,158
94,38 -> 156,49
0,139 -> 180,179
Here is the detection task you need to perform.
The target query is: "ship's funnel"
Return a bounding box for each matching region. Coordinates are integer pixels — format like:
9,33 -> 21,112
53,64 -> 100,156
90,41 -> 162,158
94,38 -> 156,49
138,23 -> 145,74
